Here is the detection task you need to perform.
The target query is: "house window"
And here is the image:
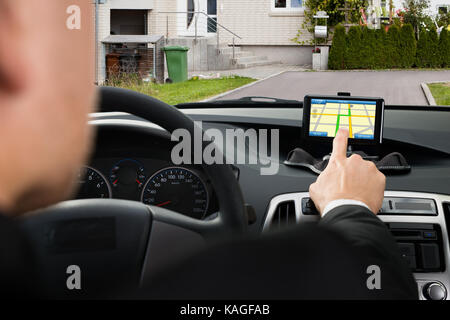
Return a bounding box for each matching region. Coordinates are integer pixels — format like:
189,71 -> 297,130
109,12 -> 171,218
275,0 -> 287,7
438,5 -> 448,14
291,0 -> 302,8
273,0 -> 303,10
207,0 -> 217,33
187,0 -> 195,28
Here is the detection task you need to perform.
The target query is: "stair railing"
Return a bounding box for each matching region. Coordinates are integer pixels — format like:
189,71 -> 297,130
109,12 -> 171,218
158,11 -> 242,62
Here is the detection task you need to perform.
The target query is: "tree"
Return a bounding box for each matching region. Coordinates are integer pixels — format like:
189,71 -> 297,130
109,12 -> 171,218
373,28 -> 388,69
439,28 -> 450,67
360,27 -> 376,69
403,0 -> 431,38
416,28 -> 432,67
345,26 -> 363,69
328,25 -> 347,70
304,0 -> 367,27
387,25 -> 402,68
399,24 -> 417,68
428,28 -> 440,67
292,0 -> 366,45
437,12 -> 450,28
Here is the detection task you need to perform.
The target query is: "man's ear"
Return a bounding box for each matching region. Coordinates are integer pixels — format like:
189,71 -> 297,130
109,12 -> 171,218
0,2 -> 28,94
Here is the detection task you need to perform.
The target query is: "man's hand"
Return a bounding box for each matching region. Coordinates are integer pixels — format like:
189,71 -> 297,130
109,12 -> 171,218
309,129 -> 386,216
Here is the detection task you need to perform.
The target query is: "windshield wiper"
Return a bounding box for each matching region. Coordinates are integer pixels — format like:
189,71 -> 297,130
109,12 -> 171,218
176,96 -> 303,109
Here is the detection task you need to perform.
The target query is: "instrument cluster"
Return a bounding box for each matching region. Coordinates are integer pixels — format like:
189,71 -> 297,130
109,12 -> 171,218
76,158 -> 215,220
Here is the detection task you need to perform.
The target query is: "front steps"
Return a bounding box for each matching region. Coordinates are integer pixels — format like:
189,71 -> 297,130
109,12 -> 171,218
217,46 -> 279,69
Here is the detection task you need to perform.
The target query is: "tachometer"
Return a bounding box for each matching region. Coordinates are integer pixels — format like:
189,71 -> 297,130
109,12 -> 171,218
141,167 -> 209,219
76,166 -> 112,199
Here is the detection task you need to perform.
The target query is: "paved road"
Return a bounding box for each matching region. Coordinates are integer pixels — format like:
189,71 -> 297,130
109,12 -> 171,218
216,70 -> 450,105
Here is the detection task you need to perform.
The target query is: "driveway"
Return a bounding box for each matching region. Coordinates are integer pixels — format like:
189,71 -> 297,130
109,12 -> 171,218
216,70 -> 450,105
190,64 -> 308,80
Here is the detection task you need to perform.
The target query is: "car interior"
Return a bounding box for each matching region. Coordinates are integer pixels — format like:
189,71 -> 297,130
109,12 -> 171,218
20,87 -> 450,300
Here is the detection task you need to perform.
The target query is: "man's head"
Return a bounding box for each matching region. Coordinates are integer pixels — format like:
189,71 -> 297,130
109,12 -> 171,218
0,0 -> 96,214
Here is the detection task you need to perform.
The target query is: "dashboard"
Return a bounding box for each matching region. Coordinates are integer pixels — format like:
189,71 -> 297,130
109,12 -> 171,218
85,103 -> 450,300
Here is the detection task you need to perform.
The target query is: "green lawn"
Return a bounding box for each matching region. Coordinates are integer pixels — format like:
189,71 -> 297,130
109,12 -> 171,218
109,76 -> 256,105
428,82 -> 450,106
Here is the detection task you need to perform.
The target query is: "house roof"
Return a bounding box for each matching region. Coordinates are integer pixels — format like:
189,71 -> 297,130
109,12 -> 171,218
102,35 -> 164,44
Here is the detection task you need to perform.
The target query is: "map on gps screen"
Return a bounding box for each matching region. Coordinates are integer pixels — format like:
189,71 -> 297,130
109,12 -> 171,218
309,99 -> 376,140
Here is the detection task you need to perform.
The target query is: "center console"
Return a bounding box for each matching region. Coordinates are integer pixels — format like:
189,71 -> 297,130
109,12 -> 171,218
263,191 -> 450,300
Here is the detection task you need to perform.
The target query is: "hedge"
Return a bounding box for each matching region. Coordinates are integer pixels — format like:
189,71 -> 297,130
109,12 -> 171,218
416,29 -> 430,68
360,27 -> 376,69
329,24 -> 448,69
374,28 -> 389,68
399,24 -> 416,68
439,28 -> 450,67
328,25 -> 347,70
345,26 -> 363,69
387,25 -> 401,68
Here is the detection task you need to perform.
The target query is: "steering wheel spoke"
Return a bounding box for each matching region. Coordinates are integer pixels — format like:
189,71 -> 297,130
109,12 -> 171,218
149,205 -> 222,236
20,87 -> 247,298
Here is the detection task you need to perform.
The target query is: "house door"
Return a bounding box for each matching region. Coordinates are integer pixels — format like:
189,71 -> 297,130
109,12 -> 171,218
177,0 -> 214,37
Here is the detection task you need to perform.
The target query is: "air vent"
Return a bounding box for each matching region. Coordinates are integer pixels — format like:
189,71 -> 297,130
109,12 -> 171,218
269,201 -> 296,230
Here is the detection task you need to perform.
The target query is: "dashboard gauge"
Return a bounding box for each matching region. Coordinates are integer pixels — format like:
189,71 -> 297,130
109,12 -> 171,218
109,159 -> 146,200
76,166 -> 111,199
141,167 -> 209,220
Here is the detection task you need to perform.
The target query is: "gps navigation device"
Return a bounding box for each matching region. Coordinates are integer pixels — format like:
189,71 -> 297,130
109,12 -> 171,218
303,95 -> 385,145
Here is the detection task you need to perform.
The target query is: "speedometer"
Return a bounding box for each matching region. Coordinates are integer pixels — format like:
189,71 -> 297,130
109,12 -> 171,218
141,167 -> 209,220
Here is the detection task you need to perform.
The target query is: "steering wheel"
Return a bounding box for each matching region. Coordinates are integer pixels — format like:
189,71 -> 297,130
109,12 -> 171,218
20,87 -> 247,298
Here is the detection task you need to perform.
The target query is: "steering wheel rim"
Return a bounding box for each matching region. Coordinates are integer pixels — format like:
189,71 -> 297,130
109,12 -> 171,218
98,86 -> 247,234
20,87 -> 247,298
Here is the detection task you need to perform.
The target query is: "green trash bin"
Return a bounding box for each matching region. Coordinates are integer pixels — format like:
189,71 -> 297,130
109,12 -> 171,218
163,46 -> 189,83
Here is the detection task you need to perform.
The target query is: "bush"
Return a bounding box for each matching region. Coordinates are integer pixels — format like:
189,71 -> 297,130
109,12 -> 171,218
386,25 -> 402,68
327,25 -> 446,69
416,29 -> 430,67
416,28 -> 440,67
439,28 -> 450,67
399,24 -> 417,68
373,28 -> 388,69
345,26 -> 363,69
360,27 -> 376,69
428,28 -> 441,67
328,25 -> 347,70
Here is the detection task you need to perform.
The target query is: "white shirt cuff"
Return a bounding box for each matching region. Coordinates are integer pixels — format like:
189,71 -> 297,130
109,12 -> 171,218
322,199 -> 371,217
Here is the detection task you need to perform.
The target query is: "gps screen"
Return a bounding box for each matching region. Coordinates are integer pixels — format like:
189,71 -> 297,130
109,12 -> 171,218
309,98 -> 377,140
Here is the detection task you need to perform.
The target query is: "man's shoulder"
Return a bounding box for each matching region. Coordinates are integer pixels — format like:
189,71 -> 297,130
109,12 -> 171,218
0,214 -> 38,298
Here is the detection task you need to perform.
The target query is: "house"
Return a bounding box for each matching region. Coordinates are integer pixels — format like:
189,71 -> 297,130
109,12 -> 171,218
94,0 -> 314,83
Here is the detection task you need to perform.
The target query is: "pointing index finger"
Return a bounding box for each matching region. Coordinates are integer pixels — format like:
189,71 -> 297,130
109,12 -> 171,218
330,128 -> 349,162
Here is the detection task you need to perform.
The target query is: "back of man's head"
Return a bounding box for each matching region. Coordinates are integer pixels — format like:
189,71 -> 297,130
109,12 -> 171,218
0,0 -> 96,215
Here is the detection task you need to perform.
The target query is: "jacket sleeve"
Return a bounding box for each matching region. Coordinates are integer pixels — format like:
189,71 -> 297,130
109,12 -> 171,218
319,205 -> 418,299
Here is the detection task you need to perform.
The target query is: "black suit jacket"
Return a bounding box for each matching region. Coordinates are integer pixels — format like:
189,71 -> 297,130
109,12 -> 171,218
0,214 -> 38,298
138,205 -> 418,300
0,206 -> 418,299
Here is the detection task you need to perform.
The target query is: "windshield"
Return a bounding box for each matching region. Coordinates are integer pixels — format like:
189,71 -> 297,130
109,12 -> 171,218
97,0 -> 449,107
